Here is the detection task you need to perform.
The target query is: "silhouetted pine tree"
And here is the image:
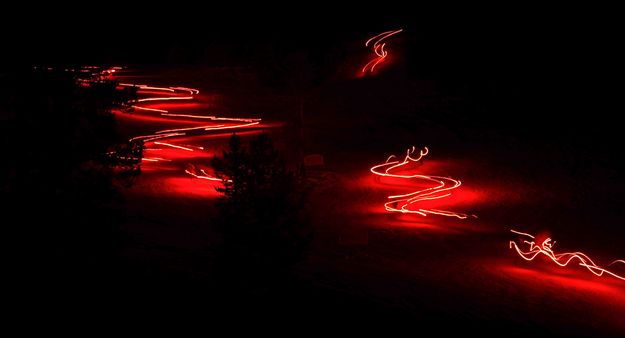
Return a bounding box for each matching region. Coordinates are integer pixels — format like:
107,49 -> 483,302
211,134 -> 312,281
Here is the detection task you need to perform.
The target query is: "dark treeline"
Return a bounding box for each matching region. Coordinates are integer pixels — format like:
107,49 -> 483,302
0,68 -> 137,290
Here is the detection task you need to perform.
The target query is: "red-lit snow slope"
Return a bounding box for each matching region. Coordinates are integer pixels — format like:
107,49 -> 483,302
370,146 -> 474,219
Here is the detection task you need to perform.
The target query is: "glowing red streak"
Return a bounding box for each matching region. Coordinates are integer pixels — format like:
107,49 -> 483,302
370,146 -> 473,219
156,125 -> 226,134
509,229 -> 625,281
149,122 -> 260,135
119,83 -> 174,92
119,84 -> 198,113
362,29 -> 403,74
133,106 -> 169,113
142,157 -> 172,162
184,169 -> 230,182
119,83 -> 197,93
100,66 -> 121,76
137,96 -> 194,103
204,121 -> 259,131
171,86 -> 200,94
153,141 -> 194,152
130,122 -> 260,145
179,144 -> 204,150
130,132 -> 184,142
161,113 -> 260,122
119,84 -> 259,128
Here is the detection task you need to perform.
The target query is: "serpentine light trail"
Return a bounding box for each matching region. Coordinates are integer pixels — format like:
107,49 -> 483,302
117,80 -> 261,182
510,229 -> 625,281
370,146 -> 472,219
362,29 -> 403,74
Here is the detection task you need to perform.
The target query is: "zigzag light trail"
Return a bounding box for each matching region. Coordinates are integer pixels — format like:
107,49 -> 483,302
362,29 -> 403,74
509,229 -> 625,281
117,79 -> 261,182
370,146 -> 473,219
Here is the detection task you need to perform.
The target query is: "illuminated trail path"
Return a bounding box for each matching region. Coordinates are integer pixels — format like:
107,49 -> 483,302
118,82 -> 262,182
510,229 -> 625,281
362,29 -> 403,74
370,146 -> 473,219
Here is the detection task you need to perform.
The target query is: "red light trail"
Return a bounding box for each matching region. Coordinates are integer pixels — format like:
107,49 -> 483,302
153,141 -> 195,152
370,146 -> 473,219
362,29 -> 403,74
510,229 -> 625,281
115,79 -> 262,186
184,167 -> 229,182
160,113 -> 260,122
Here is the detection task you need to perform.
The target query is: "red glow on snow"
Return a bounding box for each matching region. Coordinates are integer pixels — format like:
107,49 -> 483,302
370,146 -> 474,219
161,177 -> 221,197
362,29 -> 403,74
498,264 -> 625,306
509,229 -> 625,281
